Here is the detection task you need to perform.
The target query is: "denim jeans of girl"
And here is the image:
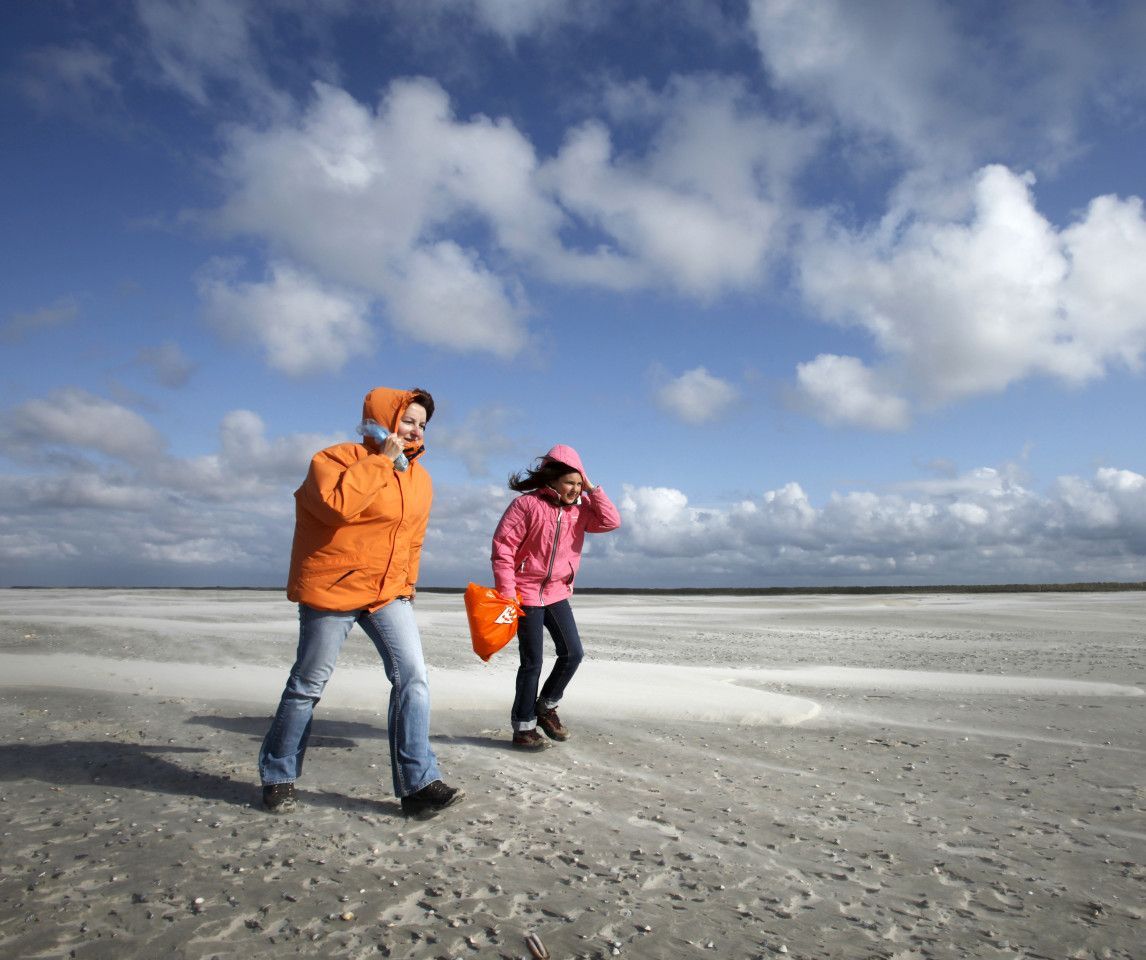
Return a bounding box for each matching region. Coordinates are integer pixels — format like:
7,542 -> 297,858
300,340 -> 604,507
512,598 -> 583,731
259,599 -> 442,797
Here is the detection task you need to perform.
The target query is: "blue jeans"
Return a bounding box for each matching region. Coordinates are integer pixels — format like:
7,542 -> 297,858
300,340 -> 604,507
512,599 -> 583,731
259,599 -> 442,798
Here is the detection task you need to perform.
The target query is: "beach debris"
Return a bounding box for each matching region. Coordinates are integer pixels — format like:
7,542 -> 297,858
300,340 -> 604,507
525,931 -> 550,958
340,911 -> 355,921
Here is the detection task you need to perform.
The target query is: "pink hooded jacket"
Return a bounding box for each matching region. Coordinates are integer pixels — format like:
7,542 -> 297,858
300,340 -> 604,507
491,444 -> 621,606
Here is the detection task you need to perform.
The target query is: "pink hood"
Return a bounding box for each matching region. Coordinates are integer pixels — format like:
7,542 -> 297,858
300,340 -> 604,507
543,444 -> 585,478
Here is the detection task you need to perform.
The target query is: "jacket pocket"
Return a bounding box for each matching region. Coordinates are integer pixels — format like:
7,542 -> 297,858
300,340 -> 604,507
298,566 -> 377,609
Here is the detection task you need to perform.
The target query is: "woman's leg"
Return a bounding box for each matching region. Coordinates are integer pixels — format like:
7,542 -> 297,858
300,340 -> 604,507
538,599 -> 583,707
511,605 -> 547,731
259,605 -> 356,785
360,598 -> 443,798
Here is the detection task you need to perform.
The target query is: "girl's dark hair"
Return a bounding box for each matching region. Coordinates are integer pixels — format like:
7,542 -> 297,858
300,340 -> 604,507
408,387 -> 434,422
508,457 -> 575,493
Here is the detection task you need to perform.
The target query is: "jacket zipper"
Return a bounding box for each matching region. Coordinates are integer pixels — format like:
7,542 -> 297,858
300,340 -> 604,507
378,464 -> 404,598
539,503 -> 563,601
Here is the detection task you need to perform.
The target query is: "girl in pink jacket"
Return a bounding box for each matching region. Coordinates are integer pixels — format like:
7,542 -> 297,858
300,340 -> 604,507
491,444 -> 621,749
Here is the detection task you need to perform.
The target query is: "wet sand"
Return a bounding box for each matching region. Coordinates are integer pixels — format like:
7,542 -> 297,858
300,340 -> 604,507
1,588 -> 1143,959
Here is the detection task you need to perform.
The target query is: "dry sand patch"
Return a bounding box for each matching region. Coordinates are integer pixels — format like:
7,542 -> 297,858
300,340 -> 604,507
1,589 -> 1143,959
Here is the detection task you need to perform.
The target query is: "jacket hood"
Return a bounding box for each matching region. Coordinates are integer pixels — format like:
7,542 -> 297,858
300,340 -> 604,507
543,444 -> 585,478
362,386 -> 426,460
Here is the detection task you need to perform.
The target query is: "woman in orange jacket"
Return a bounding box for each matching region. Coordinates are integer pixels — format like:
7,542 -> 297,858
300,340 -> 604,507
258,386 -> 463,819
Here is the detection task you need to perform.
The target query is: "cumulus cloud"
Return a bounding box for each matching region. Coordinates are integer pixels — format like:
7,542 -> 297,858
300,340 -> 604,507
214,79 -> 539,358
1,389 -> 165,463
134,0 -> 288,114
200,261 -> 373,376
153,409 -> 339,501
654,367 -> 739,425
793,165 -> 1146,425
417,0 -> 596,43
0,393 -> 338,584
749,0 -> 997,172
2,387 -> 1144,585
747,0 -> 1146,176
586,466 -> 1146,587
209,73 -> 811,368
793,354 -> 909,430
387,243 -> 527,356
543,74 -> 814,296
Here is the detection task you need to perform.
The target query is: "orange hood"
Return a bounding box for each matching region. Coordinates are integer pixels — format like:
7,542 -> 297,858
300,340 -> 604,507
362,386 -> 426,462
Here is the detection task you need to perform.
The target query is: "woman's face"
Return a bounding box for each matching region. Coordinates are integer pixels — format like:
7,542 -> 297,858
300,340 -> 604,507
397,402 -> 428,444
550,470 -> 583,504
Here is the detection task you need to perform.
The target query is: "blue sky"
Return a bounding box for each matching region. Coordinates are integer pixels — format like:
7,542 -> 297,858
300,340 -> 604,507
2,0 -> 1144,589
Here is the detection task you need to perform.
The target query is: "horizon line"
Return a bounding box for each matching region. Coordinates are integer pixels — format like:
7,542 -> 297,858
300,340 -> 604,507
2,581 -> 1144,595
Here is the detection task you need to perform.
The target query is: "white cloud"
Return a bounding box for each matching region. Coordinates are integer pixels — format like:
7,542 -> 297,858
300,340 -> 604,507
215,79 -> 538,357
750,0 -> 974,166
445,0 -> 590,42
542,74 -> 814,296
793,354 -> 909,431
2,390 -> 164,463
387,243 -> 527,357
581,466 -> 1146,586
0,530 -> 80,563
747,0 -> 1146,177
794,165 -> 1146,423
0,393 -> 337,583
654,367 -> 739,425
153,409 -> 339,501
2,387 -> 1144,585
134,0 -> 288,114
200,261 -> 373,376
210,73 -> 811,369
618,485 -> 723,558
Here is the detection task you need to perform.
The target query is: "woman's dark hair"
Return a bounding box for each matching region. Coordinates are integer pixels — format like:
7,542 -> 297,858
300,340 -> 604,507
508,457 -> 576,493
408,387 -> 434,422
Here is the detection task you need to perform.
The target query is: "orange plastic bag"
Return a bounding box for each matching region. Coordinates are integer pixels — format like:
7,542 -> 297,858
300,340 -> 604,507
464,582 -> 523,662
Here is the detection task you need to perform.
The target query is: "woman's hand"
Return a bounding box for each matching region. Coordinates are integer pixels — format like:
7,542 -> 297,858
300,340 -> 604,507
380,432 -> 404,462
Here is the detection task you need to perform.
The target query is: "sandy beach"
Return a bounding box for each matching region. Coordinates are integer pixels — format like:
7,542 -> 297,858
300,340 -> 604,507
1,588 -> 1143,960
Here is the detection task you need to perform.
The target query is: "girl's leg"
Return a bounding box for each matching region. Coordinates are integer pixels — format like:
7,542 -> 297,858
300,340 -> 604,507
259,605 -> 356,785
538,599 -> 583,707
360,598 -> 443,798
511,605 -> 547,731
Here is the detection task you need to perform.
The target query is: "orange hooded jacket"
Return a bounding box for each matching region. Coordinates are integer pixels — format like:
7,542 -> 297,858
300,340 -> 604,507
286,387 -> 433,612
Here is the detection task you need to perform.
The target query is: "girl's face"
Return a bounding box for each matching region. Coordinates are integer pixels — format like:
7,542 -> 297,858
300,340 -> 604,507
550,470 -> 583,504
397,403 -> 428,444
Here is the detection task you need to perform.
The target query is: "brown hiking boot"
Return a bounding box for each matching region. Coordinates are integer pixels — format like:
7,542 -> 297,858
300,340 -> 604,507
535,701 -> 570,741
512,728 -> 549,750
262,782 -> 297,814
400,780 -> 465,819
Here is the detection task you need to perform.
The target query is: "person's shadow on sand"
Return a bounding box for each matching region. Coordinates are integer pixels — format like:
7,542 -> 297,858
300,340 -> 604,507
0,739 -> 401,815
187,713 -> 383,749
189,714 -> 513,752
